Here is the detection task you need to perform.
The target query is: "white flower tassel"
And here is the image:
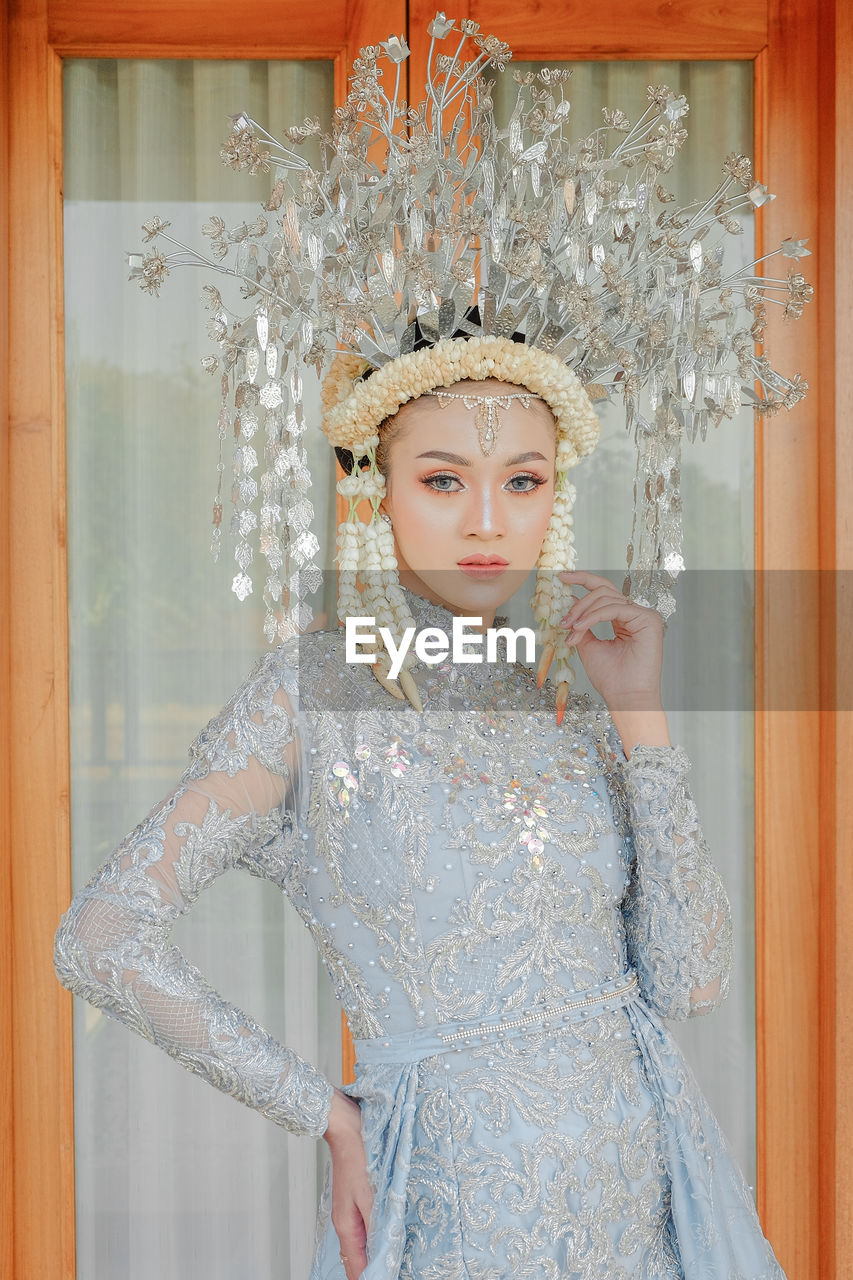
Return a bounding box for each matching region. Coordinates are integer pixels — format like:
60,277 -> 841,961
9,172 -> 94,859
335,453 -> 422,710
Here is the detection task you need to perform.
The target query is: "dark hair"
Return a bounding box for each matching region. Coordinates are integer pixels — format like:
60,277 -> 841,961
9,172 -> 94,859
334,308 -> 526,476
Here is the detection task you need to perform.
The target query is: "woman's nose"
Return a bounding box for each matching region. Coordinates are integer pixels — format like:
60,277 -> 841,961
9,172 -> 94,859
461,485 -> 506,538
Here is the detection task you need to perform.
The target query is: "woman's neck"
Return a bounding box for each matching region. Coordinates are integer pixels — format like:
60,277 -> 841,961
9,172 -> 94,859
396,568 -> 497,630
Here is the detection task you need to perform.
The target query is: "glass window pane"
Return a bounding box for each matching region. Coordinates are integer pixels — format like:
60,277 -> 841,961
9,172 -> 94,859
492,60 -> 758,1187
64,52 -> 760,1278
63,58 -> 339,1278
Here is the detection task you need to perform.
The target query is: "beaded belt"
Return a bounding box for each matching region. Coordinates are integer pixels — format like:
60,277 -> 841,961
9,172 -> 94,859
353,970 -> 640,1066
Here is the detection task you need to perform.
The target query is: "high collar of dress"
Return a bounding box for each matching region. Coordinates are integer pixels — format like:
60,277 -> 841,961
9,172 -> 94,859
401,586 -> 509,636
397,586 -> 521,699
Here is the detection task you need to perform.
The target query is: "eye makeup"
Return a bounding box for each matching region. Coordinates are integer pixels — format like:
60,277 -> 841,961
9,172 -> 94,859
420,470 -> 548,495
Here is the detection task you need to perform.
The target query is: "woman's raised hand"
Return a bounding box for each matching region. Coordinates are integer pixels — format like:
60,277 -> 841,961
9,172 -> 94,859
557,570 -> 665,714
323,1088 -> 374,1280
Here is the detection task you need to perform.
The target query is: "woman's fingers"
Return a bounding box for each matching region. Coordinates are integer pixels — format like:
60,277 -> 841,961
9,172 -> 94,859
565,600 -> 661,640
329,1131 -> 374,1280
357,1184 -> 375,1223
557,570 -> 665,708
558,569 -> 622,593
333,1203 -> 368,1280
560,584 -> 625,628
556,573 -> 660,639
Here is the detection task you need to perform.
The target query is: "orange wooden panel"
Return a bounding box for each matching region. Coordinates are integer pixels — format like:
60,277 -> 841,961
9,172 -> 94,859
820,2 -> 853,1276
409,0 -> 768,85
0,4 -> 13,1280
48,0 -> 349,57
341,1010 -> 357,1085
7,2 -> 74,1276
754,0 -> 822,1270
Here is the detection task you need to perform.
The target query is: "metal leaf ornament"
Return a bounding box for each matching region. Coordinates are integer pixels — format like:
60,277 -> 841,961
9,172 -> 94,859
129,12 -> 811,645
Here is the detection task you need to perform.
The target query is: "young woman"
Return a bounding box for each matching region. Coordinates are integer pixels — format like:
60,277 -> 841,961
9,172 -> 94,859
55,7 -> 812,1270
55,373 -> 787,1279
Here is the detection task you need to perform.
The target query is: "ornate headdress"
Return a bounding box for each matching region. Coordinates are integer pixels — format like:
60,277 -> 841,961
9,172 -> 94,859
129,13 -> 811,719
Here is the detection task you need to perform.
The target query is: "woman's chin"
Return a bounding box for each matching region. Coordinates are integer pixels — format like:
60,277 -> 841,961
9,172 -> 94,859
404,568 -> 529,619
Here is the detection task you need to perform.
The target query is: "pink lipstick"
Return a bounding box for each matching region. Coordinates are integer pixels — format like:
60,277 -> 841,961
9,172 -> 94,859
457,555 -> 509,579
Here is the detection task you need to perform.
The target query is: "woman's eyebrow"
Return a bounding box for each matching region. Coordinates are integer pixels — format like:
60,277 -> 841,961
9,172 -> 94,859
505,451 -> 548,464
415,450 -> 548,465
416,449 -> 471,464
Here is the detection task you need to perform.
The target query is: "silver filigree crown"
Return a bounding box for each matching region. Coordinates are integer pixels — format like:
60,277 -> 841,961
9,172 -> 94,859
129,12 -> 811,641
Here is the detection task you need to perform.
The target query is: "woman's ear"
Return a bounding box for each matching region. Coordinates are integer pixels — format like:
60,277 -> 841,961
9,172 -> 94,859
379,508 -> 398,552
378,503 -> 398,548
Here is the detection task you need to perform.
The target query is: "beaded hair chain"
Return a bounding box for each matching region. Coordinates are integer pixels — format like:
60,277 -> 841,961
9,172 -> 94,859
425,390 -> 545,456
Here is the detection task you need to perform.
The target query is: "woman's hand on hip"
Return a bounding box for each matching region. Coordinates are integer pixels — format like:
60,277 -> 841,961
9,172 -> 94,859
557,570 -> 665,713
323,1088 -> 374,1280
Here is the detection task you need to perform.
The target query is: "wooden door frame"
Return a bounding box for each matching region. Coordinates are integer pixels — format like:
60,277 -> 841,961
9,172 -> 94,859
3,2 -> 847,1277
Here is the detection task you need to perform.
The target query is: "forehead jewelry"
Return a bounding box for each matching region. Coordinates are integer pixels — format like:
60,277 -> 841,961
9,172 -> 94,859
426,390 -> 544,456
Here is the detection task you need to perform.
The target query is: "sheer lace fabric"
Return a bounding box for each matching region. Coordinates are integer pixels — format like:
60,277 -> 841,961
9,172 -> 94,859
56,659 -> 334,1136
56,592 -> 785,1278
617,745 -> 731,1019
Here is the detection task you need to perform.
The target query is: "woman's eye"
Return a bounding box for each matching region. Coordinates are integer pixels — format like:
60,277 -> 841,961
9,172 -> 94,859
423,473 -> 464,492
421,472 -> 546,494
505,473 -> 546,493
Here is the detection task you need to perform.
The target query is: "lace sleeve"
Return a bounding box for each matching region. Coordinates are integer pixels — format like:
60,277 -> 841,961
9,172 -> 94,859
53,649 -> 334,1139
611,741 -> 734,1022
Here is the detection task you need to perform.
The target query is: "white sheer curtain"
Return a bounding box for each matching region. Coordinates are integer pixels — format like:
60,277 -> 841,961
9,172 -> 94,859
493,60 -> 758,1183
63,59 -> 340,1279
64,54 -> 757,1278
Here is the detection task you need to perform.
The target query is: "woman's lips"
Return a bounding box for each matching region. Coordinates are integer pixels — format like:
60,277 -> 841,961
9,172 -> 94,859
457,556 -> 510,579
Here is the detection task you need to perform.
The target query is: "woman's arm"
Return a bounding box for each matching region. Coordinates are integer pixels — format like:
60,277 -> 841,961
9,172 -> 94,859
609,735 -> 734,1021
608,697 -> 672,758
558,570 -> 733,1021
54,649 -> 334,1138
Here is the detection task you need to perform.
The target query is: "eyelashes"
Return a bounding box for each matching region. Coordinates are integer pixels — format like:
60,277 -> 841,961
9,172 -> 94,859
421,471 -> 548,495
505,473 -> 548,494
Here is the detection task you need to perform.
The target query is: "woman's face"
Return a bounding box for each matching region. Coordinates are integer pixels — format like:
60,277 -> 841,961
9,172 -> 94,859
380,379 -> 557,626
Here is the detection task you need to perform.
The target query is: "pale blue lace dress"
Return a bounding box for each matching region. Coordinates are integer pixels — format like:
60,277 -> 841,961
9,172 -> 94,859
55,591 -> 787,1278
